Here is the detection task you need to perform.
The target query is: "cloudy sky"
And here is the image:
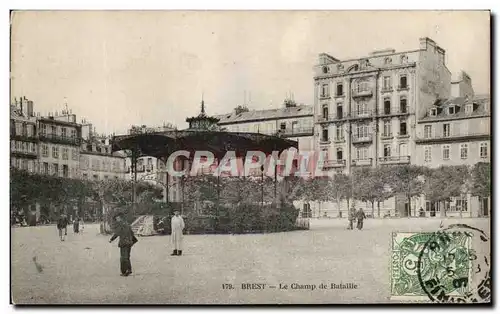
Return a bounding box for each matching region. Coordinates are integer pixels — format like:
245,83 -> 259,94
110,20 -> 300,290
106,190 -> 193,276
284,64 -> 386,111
11,11 -> 490,135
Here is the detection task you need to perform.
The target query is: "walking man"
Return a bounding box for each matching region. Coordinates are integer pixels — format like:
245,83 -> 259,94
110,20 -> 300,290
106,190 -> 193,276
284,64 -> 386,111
171,210 -> 185,256
56,214 -> 67,241
109,212 -> 138,276
347,206 -> 356,230
356,208 -> 367,230
73,215 -> 80,234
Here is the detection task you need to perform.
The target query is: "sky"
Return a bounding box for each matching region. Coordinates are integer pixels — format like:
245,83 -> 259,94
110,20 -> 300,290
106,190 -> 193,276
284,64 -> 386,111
10,11 -> 490,135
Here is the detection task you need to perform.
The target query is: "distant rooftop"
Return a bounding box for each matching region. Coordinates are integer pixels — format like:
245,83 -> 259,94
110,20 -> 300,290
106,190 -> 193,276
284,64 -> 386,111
215,104 -> 313,124
420,95 -> 490,122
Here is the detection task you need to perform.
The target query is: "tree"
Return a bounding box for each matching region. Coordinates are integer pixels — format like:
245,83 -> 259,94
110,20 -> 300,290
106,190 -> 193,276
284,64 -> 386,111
424,165 -> 469,218
352,167 -> 391,218
386,165 -> 426,217
329,174 -> 351,218
471,162 -> 491,198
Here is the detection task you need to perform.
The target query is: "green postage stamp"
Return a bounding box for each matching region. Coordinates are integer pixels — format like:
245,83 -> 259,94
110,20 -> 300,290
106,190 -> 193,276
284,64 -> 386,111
391,224 -> 491,303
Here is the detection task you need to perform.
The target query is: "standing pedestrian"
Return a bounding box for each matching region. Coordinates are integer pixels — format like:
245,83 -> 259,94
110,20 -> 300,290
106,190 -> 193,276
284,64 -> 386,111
347,206 -> 356,230
63,214 -> 69,236
171,210 -> 185,256
356,208 -> 367,230
73,216 -> 80,234
56,214 -> 67,241
109,212 -> 138,277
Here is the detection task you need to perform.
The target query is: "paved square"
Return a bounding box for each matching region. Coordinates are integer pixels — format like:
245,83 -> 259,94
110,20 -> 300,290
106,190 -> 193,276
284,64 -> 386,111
11,218 -> 490,304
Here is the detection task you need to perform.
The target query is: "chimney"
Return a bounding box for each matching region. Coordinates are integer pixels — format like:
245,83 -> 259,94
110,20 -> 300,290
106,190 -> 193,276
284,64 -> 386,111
19,97 -> 23,116
27,100 -> 34,117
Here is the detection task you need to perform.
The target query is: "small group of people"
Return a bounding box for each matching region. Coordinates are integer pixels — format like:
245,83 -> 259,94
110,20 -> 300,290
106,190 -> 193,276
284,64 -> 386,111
56,214 -> 84,241
108,210 -> 185,277
347,206 -> 366,230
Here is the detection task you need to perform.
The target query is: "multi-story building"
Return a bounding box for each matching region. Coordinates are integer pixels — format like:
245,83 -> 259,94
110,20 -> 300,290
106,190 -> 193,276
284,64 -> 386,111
79,134 -> 127,181
413,72 -> 490,217
37,110 -> 82,178
215,99 -> 314,152
313,37 -> 451,175
10,97 -> 39,173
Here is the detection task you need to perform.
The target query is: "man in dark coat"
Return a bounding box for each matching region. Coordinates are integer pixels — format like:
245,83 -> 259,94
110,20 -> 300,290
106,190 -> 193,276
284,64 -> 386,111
56,214 -> 67,241
109,213 -> 137,276
356,208 -> 367,230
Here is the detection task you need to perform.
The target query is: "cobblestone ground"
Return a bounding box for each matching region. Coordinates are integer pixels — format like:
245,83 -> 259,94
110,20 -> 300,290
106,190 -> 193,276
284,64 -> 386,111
11,218 -> 490,304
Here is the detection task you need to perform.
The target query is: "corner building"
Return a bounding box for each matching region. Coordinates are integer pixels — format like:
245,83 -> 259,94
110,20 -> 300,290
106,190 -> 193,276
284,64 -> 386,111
313,37 -> 450,174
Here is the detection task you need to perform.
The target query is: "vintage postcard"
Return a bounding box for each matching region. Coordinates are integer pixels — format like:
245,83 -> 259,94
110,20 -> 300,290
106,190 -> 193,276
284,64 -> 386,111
9,10 -> 491,304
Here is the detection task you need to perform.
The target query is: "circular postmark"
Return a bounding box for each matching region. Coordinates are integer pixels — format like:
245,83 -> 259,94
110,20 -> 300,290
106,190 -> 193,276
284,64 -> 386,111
416,224 -> 491,303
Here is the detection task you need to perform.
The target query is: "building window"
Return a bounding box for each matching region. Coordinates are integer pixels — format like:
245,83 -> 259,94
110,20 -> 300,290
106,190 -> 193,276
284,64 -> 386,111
51,125 -> 57,135
430,108 -> 437,116
384,98 -> 391,114
357,81 -> 369,93
357,147 -> 368,160
72,149 -> 78,160
52,146 -> 59,158
336,83 -> 343,96
424,146 -> 432,162
41,124 -> 47,135
280,122 -> 286,130
383,144 -> 391,157
383,76 -> 392,90
399,120 -> 407,136
357,101 -> 368,115
442,145 -> 450,160
336,148 -> 343,161
31,143 -> 36,152
62,148 -> 68,160
399,75 -> 408,89
460,144 -> 468,159
53,163 -> 59,176
465,104 -> 473,114
43,162 -> 49,175
399,143 -> 408,156
400,97 -> 407,113
336,125 -> 344,140
448,107 -> 455,115
63,165 -> 69,178
383,120 -> 392,137
384,57 -> 392,65
336,104 -> 343,119
61,127 -> 67,138
71,129 -> 77,138
443,124 -> 451,137
424,125 -> 432,138
322,148 -> 328,161
321,84 -> 330,97
480,142 -> 488,158
357,124 -> 369,138
322,104 -> 329,119
401,55 -> 408,63
456,198 -> 468,212
321,128 -> 329,142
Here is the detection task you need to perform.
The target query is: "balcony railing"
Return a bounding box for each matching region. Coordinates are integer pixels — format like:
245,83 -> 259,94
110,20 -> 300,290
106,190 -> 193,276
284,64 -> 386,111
379,106 -> 410,116
378,156 -> 410,164
324,159 -> 346,168
351,158 -> 373,167
352,136 -> 373,144
11,133 -> 38,142
39,133 -> 81,146
317,114 -> 347,122
319,94 -> 331,99
352,89 -> 373,98
415,132 -> 490,144
277,127 -> 314,137
397,85 -> 409,91
350,110 -> 375,119
11,150 -> 38,159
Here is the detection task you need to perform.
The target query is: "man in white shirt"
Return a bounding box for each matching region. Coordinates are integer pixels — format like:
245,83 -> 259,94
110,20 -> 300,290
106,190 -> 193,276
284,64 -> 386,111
171,210 -> 185,256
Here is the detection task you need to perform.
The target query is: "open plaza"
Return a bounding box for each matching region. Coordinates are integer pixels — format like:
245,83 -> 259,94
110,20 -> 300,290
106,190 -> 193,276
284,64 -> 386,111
11,218 -> 490,304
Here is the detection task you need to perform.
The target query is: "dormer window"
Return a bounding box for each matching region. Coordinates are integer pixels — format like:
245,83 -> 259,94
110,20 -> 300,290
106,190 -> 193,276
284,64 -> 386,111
384,57 -> 392,65
430,108 -> 437,116
322,66 -> 329,74
337,64 -> 344,71
465,104 -> 473,114
401,54 -> 408,63
448,107 -> 455,115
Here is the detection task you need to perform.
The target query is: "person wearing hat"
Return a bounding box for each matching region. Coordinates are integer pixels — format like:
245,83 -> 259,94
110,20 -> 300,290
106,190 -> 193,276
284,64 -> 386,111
171,210 -> 185,256
109,212 -> 137,276
56,213 -> 67,241
356,208 -> 367,230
